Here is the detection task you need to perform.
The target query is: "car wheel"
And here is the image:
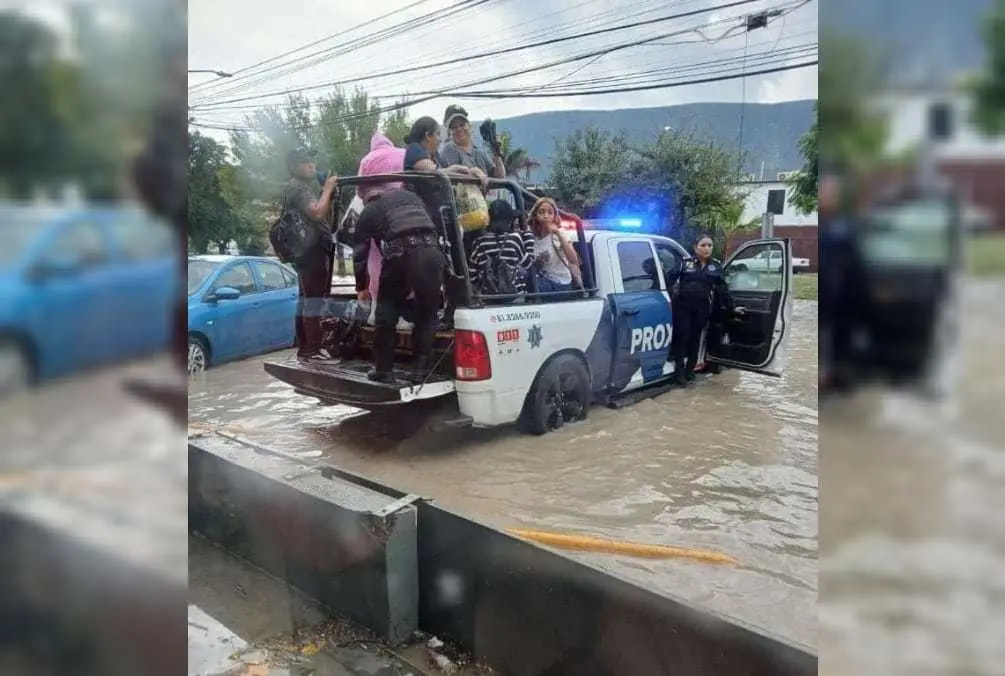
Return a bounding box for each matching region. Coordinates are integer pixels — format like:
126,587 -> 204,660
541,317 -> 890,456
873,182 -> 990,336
0,339 -> 33,397
521,354 -> 591,435
188,336 -> 209,374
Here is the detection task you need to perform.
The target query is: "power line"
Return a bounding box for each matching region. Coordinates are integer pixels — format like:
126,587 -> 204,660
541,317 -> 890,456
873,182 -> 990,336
432,60 -> 818,98
190,0 -> 770,110
190,0 -> 495,104
194,26 -> 817,114
189,0 -> 435,94
190,59 -> 816,132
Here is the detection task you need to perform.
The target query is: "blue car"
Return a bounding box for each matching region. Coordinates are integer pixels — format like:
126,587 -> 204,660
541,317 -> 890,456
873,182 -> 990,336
187,255 -> 300,373
0,205 -> 179,396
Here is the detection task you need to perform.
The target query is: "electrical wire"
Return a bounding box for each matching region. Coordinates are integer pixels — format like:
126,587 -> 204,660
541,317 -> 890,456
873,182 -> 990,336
190,0 -> 496,104
189,0 -> 436,93
195,25 -> 816,114
190,0 -> 769,110
191,0 -> 676,103
189,58 -> 816,132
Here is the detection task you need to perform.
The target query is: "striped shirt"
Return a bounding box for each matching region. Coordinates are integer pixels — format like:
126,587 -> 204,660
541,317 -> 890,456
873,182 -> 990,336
468,231 -> 533,293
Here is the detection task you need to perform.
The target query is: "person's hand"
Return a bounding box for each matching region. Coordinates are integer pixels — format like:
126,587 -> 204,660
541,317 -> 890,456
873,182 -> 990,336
734,306 -> 746,315
357,289 -> 371,303
324,174 -> 339,191
546,221 -> 561,234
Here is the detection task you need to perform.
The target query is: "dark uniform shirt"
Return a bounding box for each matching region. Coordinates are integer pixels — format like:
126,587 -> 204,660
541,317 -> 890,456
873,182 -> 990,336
352,189 -> 438,292
677,257 -> 730,306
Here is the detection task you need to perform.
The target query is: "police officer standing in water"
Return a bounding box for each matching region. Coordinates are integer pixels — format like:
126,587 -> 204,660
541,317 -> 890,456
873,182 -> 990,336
353,186 -> 445,385
670,234 -> 741,387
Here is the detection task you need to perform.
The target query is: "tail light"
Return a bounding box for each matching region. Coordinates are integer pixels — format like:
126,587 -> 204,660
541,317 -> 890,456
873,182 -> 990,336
454,330 -> 491,381
559,216 -> 579,231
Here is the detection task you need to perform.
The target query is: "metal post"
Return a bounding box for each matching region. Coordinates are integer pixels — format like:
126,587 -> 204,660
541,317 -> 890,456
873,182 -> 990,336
761,212 -> 774,238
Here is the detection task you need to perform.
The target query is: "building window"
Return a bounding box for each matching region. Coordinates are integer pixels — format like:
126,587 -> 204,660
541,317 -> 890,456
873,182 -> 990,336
928,101 -> 954,141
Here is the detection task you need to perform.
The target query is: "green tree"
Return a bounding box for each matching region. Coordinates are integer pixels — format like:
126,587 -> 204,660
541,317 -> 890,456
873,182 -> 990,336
188,131 -> 253,254
819,32 -> 888,171
550,127 -> 633,213
788,101 -> 819,214
630,132 -> 745,242
381,105 -> 411,147
971,0 -> 1005,135
498,131 -> 541,180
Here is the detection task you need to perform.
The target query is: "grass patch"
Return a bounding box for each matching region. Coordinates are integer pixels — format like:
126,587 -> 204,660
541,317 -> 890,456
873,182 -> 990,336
792,273 -> 818,301
969,232 -> 1005,278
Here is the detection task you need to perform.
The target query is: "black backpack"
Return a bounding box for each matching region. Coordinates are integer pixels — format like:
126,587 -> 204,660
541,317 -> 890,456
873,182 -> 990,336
269,190 -> 320,265
478,234 -> 520,299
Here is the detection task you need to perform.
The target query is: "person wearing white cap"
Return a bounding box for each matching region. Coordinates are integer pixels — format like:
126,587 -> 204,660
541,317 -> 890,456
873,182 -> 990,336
440,104 -> 505,180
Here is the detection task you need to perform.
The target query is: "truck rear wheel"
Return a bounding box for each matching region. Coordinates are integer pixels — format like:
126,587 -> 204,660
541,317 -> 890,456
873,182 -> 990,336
521,354 -> 590,435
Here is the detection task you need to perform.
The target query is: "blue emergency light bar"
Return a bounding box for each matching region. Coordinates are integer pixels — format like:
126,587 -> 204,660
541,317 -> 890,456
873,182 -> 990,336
619,218 -> 642,228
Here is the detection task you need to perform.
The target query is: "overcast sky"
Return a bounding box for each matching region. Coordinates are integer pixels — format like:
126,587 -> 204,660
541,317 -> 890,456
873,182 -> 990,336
189,0 -> 817,143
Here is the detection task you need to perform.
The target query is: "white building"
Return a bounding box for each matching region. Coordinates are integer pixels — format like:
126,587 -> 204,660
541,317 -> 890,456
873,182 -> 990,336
872,86 -> 1005,160
736,177 -> 818,227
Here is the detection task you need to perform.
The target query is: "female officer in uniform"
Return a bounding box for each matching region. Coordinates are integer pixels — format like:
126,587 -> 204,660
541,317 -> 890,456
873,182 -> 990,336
671,234 -> 738,386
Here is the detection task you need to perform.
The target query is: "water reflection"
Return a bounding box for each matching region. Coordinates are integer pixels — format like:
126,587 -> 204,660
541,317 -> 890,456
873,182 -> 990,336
189,300 -> 819,647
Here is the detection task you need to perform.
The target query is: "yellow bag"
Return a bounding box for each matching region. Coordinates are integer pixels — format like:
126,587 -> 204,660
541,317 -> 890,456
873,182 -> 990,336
454,183 -> 490,231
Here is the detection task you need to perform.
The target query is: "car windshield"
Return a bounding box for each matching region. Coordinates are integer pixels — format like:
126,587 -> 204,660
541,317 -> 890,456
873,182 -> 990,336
0,208 -> 59,269
863,199 -> 952,266
188,259 -> 221,295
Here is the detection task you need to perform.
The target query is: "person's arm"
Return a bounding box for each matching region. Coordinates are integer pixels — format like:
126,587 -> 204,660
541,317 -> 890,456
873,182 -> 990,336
297,175 -> 338,222
551,227 -> 579,266
485,149 -> 505,179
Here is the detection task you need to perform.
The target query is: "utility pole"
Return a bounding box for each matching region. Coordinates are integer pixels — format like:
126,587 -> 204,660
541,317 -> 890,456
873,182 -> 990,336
736,11 -> 775,180
760,211 -> 775,238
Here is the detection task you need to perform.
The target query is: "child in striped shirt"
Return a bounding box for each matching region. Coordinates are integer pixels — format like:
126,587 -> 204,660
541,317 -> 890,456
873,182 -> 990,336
468,199 -> 533,298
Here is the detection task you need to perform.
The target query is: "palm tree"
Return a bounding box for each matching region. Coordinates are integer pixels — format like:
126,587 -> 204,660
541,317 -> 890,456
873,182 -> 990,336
498,132 -> 541,182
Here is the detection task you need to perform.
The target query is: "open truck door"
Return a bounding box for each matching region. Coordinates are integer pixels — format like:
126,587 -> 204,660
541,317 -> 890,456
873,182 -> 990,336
706,238 -> 793,377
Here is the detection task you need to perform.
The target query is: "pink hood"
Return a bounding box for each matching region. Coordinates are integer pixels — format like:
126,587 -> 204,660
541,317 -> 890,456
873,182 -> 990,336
358,133 -> 405,201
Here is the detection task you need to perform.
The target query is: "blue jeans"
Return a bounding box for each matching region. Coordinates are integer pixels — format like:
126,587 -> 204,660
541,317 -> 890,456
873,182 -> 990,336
535,273 -> 574,298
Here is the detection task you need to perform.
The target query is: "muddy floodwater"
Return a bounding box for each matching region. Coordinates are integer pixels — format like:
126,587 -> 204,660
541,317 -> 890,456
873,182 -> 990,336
189,300 -> 819,648
820,279 -> 1005,675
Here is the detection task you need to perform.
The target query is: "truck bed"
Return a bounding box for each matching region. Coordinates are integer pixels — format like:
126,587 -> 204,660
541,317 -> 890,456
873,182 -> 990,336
265,315 -> 457,408
264,357 -> 455,407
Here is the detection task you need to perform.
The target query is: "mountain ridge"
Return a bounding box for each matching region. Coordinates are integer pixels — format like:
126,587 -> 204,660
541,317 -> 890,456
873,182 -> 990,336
488,99 -> 815,181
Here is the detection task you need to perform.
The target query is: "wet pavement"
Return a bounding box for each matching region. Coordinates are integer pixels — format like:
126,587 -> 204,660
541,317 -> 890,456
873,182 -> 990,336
189,301 -> 819,649
818,279 -> 1005,676
0,355 -> 186,582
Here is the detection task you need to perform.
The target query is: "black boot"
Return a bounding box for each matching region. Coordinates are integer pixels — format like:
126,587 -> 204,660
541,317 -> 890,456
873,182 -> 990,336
673,359 -> 687,388
368,369 -> 397,384
406,356 -> 430,385
685,369 -> 697,383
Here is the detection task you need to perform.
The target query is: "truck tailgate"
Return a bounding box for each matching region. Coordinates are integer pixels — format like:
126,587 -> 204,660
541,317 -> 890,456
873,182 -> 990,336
264,357 -> 455,407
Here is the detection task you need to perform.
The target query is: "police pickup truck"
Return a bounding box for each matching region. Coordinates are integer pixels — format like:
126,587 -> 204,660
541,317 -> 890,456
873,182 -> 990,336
265,174 -> 794,435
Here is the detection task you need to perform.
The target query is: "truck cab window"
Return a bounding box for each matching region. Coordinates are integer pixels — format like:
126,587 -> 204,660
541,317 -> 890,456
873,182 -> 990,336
617,240 -> 660,293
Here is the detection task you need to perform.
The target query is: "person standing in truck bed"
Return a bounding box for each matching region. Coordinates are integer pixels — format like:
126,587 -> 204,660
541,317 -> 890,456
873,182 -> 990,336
440,104 -> 505,180
353,188 -> 445,385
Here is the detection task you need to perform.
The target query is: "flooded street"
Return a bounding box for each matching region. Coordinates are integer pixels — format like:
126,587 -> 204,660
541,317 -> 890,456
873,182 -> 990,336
819,279 -> 1005,675
189,300 -> 819,649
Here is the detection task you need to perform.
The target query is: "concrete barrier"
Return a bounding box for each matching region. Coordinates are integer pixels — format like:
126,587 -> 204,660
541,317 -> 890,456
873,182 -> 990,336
188,433 -> 419,644
0,506 -> 186,676
189,434 -> 817,676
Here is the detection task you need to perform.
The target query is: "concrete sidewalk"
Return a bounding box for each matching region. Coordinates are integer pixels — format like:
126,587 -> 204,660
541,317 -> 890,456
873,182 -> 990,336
189,535 -> 489,676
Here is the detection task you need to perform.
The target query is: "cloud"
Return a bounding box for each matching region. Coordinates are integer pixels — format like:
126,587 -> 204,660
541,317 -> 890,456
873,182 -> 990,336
188,0 -> 819,135
756,62 -> 818,103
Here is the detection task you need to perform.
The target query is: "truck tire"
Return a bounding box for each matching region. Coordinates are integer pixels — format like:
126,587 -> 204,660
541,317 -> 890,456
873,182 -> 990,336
521,354 -> 590,435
